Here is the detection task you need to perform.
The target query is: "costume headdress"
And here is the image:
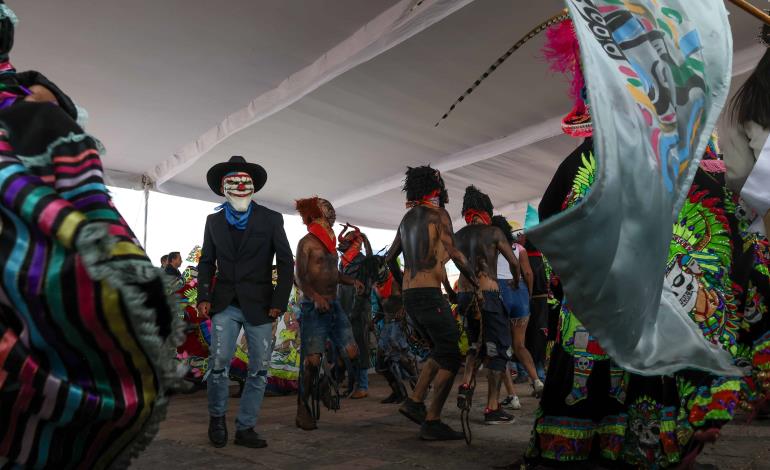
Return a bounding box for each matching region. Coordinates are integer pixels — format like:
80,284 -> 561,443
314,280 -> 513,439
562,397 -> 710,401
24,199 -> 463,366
403,165 -> 447,208
296,196 -> 325,225
296,197 -> 336,254
491,215 -> 514,244
543,19 -> 591,138
338,222 -> 364,268
461,185 -> 493,225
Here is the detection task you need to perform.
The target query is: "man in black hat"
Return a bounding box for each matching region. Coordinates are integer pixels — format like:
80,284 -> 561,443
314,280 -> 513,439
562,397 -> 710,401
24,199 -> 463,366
197,156 -> 294,449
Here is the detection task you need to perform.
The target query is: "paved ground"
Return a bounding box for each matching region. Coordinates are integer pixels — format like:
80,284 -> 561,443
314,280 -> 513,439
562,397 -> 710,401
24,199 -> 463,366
131,376 -> 770,469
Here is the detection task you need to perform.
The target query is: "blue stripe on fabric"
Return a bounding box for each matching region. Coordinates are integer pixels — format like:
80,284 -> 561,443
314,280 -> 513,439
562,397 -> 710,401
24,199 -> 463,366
679,30 -> 701,57
629,59 -> 653,93
59,182 -> 107,200
612,17 -> 644,43
0,162 -> 25,182
0,207 -> 67,379
658,134 -> 680,192
679,97 -> 705,168
38,384 -> 84,466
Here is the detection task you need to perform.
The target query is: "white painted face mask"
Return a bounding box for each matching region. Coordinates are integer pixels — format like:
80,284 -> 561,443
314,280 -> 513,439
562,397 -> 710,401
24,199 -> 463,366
222,172 -> 254,212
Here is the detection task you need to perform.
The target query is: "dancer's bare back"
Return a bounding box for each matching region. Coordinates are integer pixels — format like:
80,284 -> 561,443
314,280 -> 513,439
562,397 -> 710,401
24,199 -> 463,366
386,206 -> 477,290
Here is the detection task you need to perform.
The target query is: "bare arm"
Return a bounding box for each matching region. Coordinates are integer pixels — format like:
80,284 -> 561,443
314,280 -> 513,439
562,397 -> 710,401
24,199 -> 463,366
295,238 -> 316,300
442,268 -> 457,304
338,273 -> 356,286
497,235 -> 521,286
385,230 -> 404,286
439,210 -> 478,289
518,246 -> 533,296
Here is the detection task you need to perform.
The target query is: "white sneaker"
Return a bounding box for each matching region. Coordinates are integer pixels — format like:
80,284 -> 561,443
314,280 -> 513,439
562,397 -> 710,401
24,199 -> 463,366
532,379 -> 545,398
501,395 -> 521,410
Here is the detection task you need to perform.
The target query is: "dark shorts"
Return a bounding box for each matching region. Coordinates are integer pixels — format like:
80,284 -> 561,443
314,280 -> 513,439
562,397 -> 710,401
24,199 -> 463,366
299,299 -> 356,357
498,279 -> 530,319
402,287 -> 461,372
457,291 -> 512,371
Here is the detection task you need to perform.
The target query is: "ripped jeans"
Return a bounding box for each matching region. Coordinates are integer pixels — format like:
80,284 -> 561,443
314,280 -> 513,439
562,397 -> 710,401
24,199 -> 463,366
207,305 -> 273,431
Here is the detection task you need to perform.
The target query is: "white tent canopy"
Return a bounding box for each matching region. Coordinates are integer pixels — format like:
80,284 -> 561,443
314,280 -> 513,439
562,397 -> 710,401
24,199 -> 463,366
12,1 -> 765,228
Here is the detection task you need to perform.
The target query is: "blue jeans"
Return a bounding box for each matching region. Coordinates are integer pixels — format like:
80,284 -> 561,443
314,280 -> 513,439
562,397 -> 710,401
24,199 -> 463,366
515,361 -> 545,381
356,366 -> 369,390
207,305 -> 273,431
498,279 -> 530,319
299,300 -> 356,356
378,321 -> 410,363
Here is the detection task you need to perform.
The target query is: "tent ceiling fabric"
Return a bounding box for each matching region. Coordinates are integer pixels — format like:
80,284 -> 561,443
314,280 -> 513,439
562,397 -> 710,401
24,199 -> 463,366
11,0 -> 400,179
11,1 -> 767,229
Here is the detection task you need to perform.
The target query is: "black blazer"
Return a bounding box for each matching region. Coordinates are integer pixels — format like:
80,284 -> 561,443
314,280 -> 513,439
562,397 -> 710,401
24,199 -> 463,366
197,202 -> 294,325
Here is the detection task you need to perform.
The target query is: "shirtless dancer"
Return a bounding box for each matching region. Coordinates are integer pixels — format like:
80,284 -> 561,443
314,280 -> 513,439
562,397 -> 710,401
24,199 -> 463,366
454,186 -> 521,425
294,197 -> 362,430
386,166 -> 478,441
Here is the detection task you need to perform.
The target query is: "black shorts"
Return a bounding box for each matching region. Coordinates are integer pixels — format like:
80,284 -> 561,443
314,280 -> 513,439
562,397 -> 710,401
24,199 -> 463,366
457,291 -> 512,371
402,287 -> 461,372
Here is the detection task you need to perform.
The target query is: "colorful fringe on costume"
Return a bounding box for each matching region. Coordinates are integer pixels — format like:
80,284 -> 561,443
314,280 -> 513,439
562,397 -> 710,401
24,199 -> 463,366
0,107 -> 183,468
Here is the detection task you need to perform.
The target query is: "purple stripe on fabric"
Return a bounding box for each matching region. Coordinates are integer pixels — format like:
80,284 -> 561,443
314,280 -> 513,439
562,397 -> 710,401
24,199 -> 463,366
3,175 -> 27,206
71,192 -> 110,209
26,237 -> 47,295
84,391 -> 101,417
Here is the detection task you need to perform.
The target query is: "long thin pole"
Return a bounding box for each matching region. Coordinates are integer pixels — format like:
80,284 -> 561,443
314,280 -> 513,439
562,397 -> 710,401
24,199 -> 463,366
728,0 -> 770,26
142,175 -> 151,249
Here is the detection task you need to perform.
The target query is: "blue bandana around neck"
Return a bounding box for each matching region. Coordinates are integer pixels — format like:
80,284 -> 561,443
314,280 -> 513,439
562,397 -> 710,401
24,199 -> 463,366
217,201 -> 253,230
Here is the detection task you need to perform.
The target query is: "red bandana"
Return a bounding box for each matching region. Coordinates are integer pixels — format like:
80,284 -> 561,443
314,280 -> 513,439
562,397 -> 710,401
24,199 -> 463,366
406,189 -> 441,209
340,237 -> 363,268
308,222 -> 336,254
463,209 -> 491,225
376,272 -> 394,299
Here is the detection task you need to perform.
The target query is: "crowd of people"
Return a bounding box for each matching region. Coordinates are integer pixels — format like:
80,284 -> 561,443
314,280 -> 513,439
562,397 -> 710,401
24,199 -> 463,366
1,1 -> 770,468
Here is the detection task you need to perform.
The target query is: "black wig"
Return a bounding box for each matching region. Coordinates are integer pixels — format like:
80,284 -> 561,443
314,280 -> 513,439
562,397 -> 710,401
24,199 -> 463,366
462,185 -> 493,216
491,215 -> 514,244
403,165 -> 447,206
730,35 -> 770,128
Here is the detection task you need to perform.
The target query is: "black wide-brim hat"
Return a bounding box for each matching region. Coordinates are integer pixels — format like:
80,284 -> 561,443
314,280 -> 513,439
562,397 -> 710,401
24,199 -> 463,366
206,156 -> 267,196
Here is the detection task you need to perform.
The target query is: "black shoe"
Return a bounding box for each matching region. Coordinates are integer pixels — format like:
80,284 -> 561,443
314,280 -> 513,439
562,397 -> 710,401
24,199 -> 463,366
234,428 -> 267,448
208,416 -> 227,448
381,392 -> 401,404
398,397 -> 426,425
419,420 -> 464,441
484,408 -> 515,425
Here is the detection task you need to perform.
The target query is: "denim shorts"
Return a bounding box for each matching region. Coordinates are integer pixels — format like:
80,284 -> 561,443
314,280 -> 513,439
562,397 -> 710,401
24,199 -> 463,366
299,299 -> 356,356
457,291 -> 512,371
498,279 -> 530,319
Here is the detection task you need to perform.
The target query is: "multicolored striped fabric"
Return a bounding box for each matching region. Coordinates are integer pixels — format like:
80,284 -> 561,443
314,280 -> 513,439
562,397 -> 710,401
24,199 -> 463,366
0,101 -> 182,468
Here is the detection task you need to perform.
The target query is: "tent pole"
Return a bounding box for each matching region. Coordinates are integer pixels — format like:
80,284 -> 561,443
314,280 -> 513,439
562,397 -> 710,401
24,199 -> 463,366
141,175 -> 152,249
728,0 -> 770,26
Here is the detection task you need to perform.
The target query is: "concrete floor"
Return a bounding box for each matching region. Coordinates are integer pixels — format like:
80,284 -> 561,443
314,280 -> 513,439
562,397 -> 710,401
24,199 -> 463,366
130,376 -> 770,469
